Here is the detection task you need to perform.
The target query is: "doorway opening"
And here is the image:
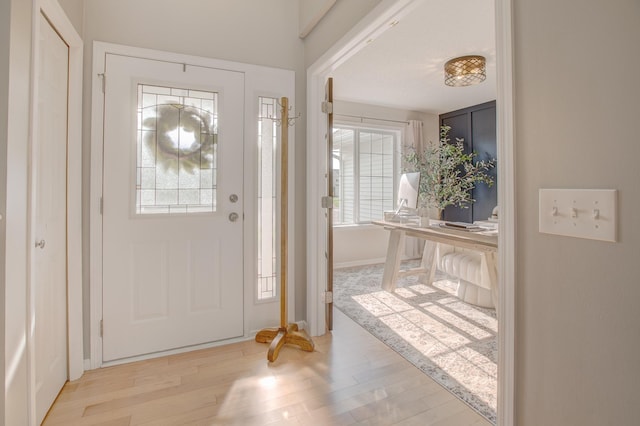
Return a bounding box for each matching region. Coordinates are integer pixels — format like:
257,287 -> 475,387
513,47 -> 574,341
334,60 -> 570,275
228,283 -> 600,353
306,0 -> 515,425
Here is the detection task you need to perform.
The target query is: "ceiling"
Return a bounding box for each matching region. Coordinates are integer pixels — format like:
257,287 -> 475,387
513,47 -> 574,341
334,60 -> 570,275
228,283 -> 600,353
329,0 -> 496,115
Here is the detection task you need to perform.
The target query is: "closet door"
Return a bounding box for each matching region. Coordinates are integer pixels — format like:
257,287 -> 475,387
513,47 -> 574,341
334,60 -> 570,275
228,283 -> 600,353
34,11 -> 69,424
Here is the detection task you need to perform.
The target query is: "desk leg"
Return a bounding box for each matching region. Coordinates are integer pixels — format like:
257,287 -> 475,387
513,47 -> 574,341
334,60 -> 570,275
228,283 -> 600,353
419,240 -> 438,285
381,229 -> 405,292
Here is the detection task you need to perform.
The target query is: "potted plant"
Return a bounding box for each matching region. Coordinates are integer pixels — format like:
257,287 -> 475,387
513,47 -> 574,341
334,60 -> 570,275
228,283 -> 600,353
403,125 -> 496,221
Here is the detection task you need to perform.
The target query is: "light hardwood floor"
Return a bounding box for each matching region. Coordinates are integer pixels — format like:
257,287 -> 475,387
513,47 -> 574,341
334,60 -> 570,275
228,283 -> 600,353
44,310 -> 492,425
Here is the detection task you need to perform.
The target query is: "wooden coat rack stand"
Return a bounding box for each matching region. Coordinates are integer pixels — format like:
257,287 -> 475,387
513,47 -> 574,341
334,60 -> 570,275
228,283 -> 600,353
255,97 -> 314,362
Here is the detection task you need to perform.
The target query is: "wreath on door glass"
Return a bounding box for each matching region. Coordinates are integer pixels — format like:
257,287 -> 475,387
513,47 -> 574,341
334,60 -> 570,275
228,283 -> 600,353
143,103 -> 216,173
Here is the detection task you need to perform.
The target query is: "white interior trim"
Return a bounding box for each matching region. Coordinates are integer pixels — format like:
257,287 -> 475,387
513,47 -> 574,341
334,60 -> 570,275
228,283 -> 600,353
305,0 -> 515,424
495,0 -> 515,424
333,257 -> 387,270
27,0 -> 84,423
89,41 -> 295,368
41,0 -> 84,382
88,42 -> 105,370
298,0 -> 337,39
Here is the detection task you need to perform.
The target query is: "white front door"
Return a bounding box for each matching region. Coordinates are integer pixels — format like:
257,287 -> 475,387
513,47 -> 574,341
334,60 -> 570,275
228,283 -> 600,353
102,54 -> 245,362
34,11 -> 69,424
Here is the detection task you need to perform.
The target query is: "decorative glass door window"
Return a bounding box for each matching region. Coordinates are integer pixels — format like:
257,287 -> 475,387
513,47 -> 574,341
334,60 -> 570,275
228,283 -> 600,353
257,97 -> 277,300
136,84 -> 218,214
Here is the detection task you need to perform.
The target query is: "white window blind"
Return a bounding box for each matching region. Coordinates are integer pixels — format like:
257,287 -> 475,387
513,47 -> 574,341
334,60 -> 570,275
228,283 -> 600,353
333,124 -> 399,225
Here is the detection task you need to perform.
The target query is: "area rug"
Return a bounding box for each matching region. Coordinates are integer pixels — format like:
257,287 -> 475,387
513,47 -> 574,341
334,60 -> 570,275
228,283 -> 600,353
333,261 -> 497,424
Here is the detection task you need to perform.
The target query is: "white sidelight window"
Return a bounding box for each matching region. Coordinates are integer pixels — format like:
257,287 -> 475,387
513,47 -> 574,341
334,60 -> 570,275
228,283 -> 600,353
257,97 -> 278,300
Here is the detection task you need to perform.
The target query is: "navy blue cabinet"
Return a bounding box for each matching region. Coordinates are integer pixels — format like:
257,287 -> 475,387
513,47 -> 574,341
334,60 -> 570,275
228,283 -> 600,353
440,100 -> 497,223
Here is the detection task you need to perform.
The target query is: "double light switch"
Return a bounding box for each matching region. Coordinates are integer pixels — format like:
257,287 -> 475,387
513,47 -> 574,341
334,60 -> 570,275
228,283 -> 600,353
539,189 -> 617,242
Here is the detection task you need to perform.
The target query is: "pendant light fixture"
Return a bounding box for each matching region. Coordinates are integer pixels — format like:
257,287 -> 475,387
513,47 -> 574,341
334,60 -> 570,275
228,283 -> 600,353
444,55 -> 486,87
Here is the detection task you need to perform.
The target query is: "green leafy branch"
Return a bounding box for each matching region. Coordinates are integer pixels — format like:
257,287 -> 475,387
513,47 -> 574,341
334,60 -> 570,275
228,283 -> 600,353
404,125 -> 496,212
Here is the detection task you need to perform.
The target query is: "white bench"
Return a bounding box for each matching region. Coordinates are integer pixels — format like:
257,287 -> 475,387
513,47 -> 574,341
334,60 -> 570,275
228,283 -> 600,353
437,244 -> 494,308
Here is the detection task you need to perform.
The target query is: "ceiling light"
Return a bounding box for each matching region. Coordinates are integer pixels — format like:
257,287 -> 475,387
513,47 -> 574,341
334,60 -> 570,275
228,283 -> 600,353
444,55 -> 486,87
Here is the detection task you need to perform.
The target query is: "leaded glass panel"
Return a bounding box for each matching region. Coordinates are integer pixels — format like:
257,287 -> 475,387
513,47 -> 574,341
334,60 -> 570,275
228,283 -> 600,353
136,84 -> 218,215
257,97 -> 278,300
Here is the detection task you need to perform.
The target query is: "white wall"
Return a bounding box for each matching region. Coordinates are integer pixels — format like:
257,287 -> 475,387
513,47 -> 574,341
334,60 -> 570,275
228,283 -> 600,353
334,225 -> 389,268
57,0 -> 83,34
298,0 -> 336,38
514,0 -> 640,424
2,1 -> 34,424
302,0 -> 382,67
334,100 -> 439,138
332,100 -> 437,267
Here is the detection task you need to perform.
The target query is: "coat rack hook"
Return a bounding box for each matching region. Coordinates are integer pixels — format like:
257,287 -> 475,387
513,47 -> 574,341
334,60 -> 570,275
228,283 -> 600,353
268,99 -> 301,127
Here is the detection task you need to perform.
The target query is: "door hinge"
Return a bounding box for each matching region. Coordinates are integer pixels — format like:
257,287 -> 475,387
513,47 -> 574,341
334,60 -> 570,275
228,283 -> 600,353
100,197 -> 103,215
323,291 -> 333,304
321,196 -> 333,209
98,73 -> 105,93
100,320 -> 103,337
321,101 -> 333,114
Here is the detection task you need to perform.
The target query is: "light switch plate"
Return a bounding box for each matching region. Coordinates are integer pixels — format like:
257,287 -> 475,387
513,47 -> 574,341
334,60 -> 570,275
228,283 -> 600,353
539,189 -> 617,242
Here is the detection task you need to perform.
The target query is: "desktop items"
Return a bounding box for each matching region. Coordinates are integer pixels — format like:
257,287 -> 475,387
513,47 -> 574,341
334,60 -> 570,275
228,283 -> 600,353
384,172 -> 421,224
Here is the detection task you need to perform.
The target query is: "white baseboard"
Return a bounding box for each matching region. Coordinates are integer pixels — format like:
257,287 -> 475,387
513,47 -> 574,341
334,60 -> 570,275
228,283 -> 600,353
334,255 -> 421,269
334,257 -> 387,269
249,320 -> 309,338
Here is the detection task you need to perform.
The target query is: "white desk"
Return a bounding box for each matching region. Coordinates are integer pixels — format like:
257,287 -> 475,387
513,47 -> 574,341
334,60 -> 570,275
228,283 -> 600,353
373,220 -> 498,308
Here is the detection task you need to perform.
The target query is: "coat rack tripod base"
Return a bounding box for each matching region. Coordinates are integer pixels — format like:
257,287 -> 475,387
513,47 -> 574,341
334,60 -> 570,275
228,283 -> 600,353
255,97 -> 314,362
255,324 -> 314,362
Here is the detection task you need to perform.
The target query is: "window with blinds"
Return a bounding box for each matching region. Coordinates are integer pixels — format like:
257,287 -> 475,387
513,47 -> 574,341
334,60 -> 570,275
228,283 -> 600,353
333,124 -> 400,225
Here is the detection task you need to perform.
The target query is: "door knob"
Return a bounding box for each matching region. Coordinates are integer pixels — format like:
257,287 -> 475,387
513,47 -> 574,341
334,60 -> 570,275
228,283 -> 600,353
228,212 -> 239,222
35,239 -> 46,249
229,194 -> 238,203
